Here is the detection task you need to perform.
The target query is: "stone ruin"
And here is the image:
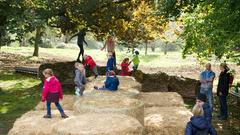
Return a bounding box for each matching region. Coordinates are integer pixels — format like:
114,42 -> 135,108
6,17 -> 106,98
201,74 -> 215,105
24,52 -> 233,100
38,61 -> 200,101
9,76 -> 193,135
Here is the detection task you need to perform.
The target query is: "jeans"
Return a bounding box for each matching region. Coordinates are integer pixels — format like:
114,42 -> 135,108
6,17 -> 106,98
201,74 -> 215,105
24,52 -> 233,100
47,101 -> 64,116
219,95 -> 228,118
200,87 -> 213,109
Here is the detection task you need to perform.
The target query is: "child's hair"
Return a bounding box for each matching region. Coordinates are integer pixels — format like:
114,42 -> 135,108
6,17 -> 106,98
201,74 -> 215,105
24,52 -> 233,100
75,62 -> 83,68
134,50 -> 139,55
220,63 -> 228,70
192,104 -> 204,116
108,52 -> 113,57
83,54 -> 88,60
123,58 -> 129,63
43,68 -> 54,76
108,70 -> 116,76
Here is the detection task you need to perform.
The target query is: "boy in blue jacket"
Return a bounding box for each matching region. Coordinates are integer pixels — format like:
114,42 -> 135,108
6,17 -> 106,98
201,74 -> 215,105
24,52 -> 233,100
106,52 -> 116,74
94,71 -> 119,91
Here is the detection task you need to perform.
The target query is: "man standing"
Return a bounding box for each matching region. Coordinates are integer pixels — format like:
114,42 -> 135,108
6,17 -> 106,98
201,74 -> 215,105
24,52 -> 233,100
200,63 -> 215,110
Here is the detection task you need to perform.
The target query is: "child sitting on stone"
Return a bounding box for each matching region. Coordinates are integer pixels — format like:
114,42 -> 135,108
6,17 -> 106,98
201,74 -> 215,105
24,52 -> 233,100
83,54 -> 98,78
42,68 -> 68,118
120,58 -> 132,76
94,71 -> 119,91
74,62 -> 86,96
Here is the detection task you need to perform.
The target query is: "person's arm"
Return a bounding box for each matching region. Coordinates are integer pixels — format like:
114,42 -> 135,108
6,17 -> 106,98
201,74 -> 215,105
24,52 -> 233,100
206,72 -> 215,82
122,65 -> 127,74
42,80 -> 49,102
69,33 -> 78,41
199,73 -> 207,83
58,81 -> 63,100
83,38 -> 88,46
74,70 -> 82,87
101,40 -> 107,50
105,77 -> 111,88
185,122 -> 192,135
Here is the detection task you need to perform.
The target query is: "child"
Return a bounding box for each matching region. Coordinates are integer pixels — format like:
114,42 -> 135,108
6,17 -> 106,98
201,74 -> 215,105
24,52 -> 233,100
185,104 -> 217,135
41,69 -> 68,118
83,54 -> 98,78
94,70 -> 119,91
106,52 -> 116,74
74,62 -> 86,96
131,50 -> 140,71
120,58 -> 131,76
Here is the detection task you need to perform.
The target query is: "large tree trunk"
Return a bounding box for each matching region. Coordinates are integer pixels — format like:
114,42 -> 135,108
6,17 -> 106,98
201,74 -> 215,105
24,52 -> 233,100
33,27 -> 42,57
145,40 -> 148,55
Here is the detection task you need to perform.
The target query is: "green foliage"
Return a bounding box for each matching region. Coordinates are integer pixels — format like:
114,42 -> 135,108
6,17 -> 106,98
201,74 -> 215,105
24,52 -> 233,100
182,0 -> 240,65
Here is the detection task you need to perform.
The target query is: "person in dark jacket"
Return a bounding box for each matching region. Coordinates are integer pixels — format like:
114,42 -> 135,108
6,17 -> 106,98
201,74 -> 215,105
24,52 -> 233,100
185,104 -> 217,135
94,71 -> 119,91
106,52 -> 116,74
196,93 -> 212,124
69,29 -> 88,62
217,63 -> 230,120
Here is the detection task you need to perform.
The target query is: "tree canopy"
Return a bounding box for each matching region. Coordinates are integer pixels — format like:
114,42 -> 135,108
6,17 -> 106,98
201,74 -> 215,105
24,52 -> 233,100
182,0 -> 240,64
0,0 -> 240,64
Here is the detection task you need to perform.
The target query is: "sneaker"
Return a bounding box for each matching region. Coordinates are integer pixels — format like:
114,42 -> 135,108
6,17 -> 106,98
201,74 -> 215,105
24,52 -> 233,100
75,88 -> 80,96
43,114 -> 51,118
61,114 -> 69,118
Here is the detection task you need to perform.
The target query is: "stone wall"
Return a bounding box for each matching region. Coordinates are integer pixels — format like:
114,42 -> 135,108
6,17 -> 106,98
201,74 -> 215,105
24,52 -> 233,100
39,61 -> 200,100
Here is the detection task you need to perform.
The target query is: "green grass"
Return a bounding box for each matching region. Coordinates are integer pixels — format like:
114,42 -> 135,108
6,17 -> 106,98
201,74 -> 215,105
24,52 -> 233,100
1,46 -> 198,68
0,72 -> 41,135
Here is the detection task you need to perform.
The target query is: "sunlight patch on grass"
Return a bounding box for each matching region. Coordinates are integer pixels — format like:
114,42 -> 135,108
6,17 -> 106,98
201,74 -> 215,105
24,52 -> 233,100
0,73 -> 41,92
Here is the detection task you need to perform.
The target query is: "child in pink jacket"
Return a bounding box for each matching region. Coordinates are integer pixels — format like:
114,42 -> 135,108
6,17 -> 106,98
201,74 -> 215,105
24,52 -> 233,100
42,68 -> 68,118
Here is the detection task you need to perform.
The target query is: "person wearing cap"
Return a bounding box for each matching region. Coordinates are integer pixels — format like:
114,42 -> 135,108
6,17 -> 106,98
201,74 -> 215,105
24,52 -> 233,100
196,93 -> 212,124
199,63 -> 215,110
94,70 -> 119,91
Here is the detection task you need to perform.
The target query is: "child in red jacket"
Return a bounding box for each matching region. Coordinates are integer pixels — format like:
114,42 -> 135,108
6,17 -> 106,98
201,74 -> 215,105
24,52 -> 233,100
83,54 -> 98,78
42,69 -> 68,118
120,58 -> 132,76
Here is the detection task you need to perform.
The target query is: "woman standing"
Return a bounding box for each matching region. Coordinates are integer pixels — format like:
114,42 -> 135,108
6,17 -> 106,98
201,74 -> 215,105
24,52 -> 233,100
101,36 -> 116,66
217,63 -> 230,120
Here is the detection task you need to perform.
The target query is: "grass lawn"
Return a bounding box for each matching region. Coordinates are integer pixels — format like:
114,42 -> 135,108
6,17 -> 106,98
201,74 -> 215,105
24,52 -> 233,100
0,72 -> 41,135
1,46 -> 199,68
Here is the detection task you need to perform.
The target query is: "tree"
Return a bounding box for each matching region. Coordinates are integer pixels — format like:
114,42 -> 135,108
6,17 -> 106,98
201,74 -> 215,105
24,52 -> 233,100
181,0 -> 240,64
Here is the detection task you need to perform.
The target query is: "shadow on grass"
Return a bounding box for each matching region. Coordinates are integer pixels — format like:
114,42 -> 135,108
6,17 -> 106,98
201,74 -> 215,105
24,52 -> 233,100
0,84 -> 41,135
